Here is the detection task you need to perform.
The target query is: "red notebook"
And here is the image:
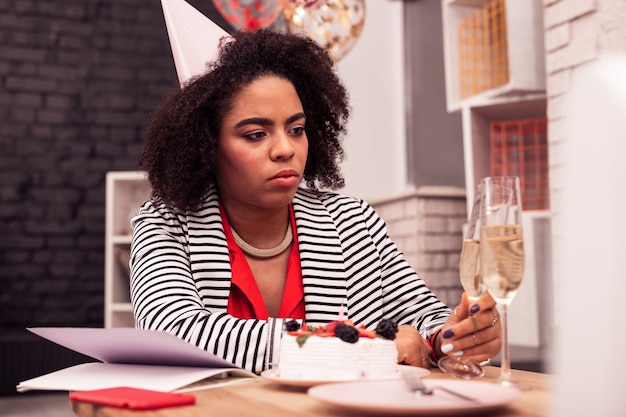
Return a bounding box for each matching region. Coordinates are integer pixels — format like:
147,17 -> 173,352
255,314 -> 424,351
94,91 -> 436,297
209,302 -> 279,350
70,386 -> 195,410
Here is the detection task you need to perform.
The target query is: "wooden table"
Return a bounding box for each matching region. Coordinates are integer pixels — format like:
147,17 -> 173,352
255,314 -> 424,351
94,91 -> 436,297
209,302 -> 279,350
70,366 -> 552,417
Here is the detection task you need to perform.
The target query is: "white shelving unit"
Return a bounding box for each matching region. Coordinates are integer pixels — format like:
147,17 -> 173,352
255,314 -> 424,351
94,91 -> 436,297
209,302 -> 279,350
104,171 -> 151,328
442,0 -> 545,112
441,0 -> 549,352
461,94 -> 547,212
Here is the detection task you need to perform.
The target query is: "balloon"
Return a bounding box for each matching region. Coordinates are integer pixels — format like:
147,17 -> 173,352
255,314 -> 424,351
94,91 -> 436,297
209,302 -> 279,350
212,0 -> 286,31
283,0 -> 366,62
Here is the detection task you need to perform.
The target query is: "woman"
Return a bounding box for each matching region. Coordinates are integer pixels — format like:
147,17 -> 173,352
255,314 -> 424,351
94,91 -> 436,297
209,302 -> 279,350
130,29 -> 501,374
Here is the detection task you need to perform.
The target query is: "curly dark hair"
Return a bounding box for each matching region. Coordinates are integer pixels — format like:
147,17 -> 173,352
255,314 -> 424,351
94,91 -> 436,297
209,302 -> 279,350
140,29 -> 350,211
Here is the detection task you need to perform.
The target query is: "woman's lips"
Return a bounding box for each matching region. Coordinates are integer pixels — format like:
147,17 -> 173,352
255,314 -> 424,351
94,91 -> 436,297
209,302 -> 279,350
269,170 -> 300,187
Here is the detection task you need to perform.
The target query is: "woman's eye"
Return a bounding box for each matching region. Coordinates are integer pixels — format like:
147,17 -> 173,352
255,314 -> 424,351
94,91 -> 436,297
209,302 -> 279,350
244,131 -> 266,141
291,126 -> 305,136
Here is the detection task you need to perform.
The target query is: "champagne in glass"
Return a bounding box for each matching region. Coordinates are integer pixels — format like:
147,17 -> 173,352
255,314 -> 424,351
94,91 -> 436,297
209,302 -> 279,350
480,225 -> 524,303
459,184 -> 486,302
479,176 -> 529,390
438,185 -> 486,379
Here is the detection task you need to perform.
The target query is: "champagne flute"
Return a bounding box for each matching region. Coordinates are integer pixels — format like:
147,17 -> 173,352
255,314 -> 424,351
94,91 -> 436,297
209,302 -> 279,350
438,184 -> 486,379
479,176 -> 528,389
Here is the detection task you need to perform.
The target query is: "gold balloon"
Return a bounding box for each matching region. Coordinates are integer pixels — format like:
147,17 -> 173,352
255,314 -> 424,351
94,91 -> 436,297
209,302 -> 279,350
283,0 -> 366,62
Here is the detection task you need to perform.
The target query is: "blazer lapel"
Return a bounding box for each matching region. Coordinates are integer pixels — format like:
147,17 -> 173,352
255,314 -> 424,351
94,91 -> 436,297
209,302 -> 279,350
293,189 -> 348,325
187,185 -> 232,312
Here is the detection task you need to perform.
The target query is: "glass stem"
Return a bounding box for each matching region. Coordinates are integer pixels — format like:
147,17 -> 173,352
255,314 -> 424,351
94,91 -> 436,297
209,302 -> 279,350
500,303 -> 511,382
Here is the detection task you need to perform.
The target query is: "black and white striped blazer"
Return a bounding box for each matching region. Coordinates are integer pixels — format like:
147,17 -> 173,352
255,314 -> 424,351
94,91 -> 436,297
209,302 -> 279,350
130,185 -> 451,374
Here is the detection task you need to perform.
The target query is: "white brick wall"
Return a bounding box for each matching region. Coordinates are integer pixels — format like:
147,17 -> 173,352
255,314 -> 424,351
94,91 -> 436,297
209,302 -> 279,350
545,23 -> 571,51
546,36 -> 597,72
543,0 -> 626,329
370,186 -> 466,307
546,2 -> 626,412
544,0 -> 596,28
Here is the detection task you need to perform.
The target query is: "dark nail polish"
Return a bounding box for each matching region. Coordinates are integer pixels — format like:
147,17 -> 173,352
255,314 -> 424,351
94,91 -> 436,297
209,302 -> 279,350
470,304 -> 480,314
443,329 -> 454,339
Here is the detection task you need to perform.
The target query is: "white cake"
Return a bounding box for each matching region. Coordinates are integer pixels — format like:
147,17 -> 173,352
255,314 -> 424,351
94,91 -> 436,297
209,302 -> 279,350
277,320 -> 399,380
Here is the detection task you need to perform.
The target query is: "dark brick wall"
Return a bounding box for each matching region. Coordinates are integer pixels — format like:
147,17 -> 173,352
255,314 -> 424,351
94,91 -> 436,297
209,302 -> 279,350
0,0 -> 181,329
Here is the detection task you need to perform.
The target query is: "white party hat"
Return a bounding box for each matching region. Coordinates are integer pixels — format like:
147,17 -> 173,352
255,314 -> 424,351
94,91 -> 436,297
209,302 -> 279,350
161,0 -> 230,85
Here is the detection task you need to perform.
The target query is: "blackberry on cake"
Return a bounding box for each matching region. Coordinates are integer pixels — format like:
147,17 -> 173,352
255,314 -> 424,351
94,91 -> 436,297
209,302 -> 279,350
334,323 -> 360,343
375,318 -> 399,340
284,319 -> 301,332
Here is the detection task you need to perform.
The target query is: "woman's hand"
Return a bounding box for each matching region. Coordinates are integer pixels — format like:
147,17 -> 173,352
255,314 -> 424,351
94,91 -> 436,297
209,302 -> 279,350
434,292 -> 502,363
394,324 -> 433,369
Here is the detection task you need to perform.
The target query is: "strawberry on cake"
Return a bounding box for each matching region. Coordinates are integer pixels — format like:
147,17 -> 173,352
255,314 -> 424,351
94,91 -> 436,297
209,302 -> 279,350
276,319 -> 400,380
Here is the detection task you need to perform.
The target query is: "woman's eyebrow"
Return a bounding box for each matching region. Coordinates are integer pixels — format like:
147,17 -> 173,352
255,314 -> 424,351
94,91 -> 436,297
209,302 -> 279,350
234,117 -> 272,128
234,112 -> 306,129
286,112 -> 306,124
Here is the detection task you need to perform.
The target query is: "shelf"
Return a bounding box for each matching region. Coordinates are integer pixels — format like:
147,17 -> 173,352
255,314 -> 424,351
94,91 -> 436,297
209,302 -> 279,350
442,0 -> 545,112
461,94 -> 547,211
440,0 -> 549,351
110,302 -> 133,312
105,171 -> 151,328
106,171 -> 150,236
110,251 -> 131,304
111,235 -> 133,244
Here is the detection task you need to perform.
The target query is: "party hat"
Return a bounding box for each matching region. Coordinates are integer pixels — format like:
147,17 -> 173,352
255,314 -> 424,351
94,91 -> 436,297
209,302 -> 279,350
161,0 -> 230,85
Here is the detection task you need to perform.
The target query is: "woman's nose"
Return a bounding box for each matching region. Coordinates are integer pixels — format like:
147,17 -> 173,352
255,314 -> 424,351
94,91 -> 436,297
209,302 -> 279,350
270,133 -> 295,161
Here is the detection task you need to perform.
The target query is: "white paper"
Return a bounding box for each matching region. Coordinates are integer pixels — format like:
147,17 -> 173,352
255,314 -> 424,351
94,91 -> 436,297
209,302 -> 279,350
27,327 -> 235,367
17,363 -> 255,393
17,327 -> 257,393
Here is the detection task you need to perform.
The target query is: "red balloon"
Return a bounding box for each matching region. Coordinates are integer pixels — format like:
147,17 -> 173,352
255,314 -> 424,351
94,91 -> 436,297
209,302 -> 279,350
212,0 -> 287,31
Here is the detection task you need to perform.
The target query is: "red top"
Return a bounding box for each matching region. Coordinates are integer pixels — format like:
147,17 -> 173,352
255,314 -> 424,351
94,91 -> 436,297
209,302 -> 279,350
221,204 -> 305,320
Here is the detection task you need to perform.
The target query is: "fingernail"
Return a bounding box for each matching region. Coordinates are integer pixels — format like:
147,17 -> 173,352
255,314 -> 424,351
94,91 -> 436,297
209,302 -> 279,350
453,350 -> 464,357
470,304 -> 480,314
443,329 -> 455,339
441,343 -> 453,354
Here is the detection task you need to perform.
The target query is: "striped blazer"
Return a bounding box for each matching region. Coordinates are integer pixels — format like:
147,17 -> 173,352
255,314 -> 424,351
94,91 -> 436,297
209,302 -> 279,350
130,185 -> 451,374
